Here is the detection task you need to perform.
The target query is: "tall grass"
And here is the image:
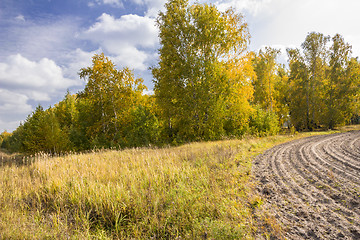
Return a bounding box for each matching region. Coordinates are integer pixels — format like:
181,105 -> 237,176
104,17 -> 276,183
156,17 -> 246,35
0,130 -> 346,239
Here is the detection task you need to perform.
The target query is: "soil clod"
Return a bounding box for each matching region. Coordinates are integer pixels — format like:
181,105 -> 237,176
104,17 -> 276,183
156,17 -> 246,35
253,131 -> 360,239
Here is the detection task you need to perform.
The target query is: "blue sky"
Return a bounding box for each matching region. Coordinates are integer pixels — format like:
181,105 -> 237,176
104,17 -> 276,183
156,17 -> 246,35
1,0 -> 360,132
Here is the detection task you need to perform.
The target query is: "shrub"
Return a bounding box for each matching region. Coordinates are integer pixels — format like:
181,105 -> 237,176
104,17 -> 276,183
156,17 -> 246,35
249,106 -> 280,136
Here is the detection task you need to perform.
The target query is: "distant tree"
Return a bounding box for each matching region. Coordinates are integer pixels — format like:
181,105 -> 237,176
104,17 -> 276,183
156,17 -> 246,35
54,91 -> 77,130
125,104 -> 161,147
324,34 -> 358,129
40,108 -> 71,153
287,48 -> 310,130
287,32 -> 329,130
252,47 -> 289,130
346,57 -> 360,124
249,105 -> 280,136
71,97 -> 92,150
301,32 -> 329,129
252,47 -> 281,112
273,64 -> 290,127
287,32 -> 360,130
5,105 -> 70,154
0,131 -> 12,149
152,0 -> 254,141
53,91 -> 78,149
18,105 -> 46,153
78,53 -> 148,148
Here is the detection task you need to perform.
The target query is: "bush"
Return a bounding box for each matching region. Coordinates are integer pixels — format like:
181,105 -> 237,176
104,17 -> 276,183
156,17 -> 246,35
124,105 -> 161,148
249,106 -> 280,136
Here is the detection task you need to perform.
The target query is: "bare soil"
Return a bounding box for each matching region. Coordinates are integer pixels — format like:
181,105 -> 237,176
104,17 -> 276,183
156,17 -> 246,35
253,131 -> 360,239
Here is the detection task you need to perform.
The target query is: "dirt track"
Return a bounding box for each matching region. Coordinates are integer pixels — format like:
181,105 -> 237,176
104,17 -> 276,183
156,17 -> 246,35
253,131 -> 360,239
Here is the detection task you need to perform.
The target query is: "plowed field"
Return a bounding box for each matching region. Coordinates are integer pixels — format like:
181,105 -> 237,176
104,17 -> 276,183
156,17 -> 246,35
253,131 -> 360,239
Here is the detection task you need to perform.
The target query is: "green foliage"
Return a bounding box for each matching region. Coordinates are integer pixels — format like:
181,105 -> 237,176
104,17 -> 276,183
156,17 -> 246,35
4,24 -> 360,155
0,131 -> 12,149
323,34 -> 359,129
5,106 -> 70,154
3,53 -> 162,154
249,106 -> 280,136
252,47 -> 290,131
273,65 -> 290,127
287,48 -> 310,130
153,0 -> 253,142
287,32 -> 360,130
53,91 -> 78,130
287,32 -> 329,130
124,104 -> 160,148
252,47 -> 281,112
77,53 -> 149,149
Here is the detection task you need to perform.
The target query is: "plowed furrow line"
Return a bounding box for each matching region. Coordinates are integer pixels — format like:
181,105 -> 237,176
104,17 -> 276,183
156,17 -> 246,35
346,132 -> 360,156
322,141 -> 360,176
339,134 -> 360,160
352,137 -> 360,155
271,144 -> 316,203
299,141 -> 353,191
310,140 -> 360,184
318,133 -> 360,167
290,140 -> 360,224
254,131 -> 360,239
266,141 -> 359,237
305,141 -> 359,194
332,132 -> 360,164
306,137 -> 360,211
290,143 -> 359,217
348,138 -> 360,156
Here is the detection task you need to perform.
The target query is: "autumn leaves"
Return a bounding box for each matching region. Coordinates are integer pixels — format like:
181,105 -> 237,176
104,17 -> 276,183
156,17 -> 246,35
2,0 -> 360,154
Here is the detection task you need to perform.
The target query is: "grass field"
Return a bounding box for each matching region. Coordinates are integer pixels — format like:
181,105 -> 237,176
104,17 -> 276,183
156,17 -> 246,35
0,127 -> 357,239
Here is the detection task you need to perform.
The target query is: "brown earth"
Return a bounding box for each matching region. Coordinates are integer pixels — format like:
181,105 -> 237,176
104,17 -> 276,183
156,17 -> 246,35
253,131 -> 360,239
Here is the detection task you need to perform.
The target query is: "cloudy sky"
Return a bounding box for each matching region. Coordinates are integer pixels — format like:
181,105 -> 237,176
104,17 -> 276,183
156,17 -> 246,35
1,0 -> 360,132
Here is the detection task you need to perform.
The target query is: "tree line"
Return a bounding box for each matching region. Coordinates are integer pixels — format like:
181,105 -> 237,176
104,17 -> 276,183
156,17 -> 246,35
2,0 -> 360,154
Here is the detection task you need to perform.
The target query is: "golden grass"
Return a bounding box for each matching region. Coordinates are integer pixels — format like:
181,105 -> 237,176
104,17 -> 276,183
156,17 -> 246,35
0,128 -> 349,239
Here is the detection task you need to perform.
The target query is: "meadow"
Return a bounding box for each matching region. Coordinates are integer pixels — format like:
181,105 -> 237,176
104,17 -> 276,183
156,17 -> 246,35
0,129 -> 352,239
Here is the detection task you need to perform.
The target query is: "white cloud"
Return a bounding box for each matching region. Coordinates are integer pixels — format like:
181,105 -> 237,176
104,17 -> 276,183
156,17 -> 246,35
81,13 -> 159,70
0,54 -> 81,101
206,0 -> 272,15
89,0 -> 124,8
15,14 -> 25,22
0,89 -> 31,117
0,54 -> 83,131
134,0 -> 166,17
226,0 -> 360,60
0,16 -> 80,62
62,48 -> 100,80
131,0 -> 271,18
344,35 -> 360,59
131,0 -> 272,17
0,89 -> 32,132
103,0 -> 122,5
0,120 -> 23,133
110,47 -> 149,70
84,13 -> 158,48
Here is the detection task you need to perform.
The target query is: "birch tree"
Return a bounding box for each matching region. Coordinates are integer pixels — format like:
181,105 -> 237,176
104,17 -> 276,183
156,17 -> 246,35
152,0 -> 254,141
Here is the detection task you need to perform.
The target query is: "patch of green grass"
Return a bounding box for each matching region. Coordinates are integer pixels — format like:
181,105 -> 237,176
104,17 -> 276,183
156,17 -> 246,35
0,128 -> 350,239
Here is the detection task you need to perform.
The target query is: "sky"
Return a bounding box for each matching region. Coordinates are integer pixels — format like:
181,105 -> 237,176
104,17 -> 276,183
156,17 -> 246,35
1,0 -> 360,132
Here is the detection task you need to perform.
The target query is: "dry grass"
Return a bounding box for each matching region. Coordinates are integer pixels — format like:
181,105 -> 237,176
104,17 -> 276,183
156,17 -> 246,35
337,124 -> 360,132
0,128 -> 350,239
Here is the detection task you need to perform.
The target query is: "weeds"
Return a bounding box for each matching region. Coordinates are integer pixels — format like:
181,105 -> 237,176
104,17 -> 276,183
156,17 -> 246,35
0,130 -> 345,239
